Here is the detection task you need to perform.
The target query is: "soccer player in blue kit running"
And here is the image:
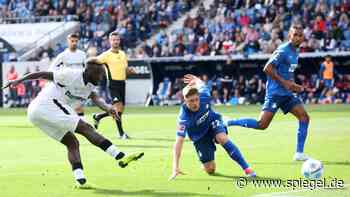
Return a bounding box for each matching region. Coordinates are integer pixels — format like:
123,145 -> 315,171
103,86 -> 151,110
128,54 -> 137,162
169,74 -> 256,180
225,24 -> 311,161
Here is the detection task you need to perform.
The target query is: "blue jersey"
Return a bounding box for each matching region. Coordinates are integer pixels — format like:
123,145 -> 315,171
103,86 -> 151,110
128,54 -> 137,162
176,85 -> 222,142
265,42 -> 299,98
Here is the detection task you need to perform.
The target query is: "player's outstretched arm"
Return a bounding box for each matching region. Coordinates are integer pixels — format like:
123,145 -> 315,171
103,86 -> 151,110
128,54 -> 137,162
169,136 -> 186,181
263,64 -> 304,92
89,92 -> 120,120
2,71 -> 53,90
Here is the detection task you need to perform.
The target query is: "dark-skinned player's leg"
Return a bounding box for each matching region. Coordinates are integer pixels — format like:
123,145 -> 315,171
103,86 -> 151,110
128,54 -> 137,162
60,132 -> 86,185
289,104 -> 310,161
75,120 -> 143,168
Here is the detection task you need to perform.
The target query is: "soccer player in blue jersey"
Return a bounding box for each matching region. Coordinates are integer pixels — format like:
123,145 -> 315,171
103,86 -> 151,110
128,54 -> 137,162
169,74 -> 256,180
225,24 -> 310,161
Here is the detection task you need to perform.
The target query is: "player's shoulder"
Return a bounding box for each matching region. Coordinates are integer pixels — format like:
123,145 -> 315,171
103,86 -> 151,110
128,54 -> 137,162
276,42 -> 291,51
178,105 -> 189,119
76,49 -> 87,56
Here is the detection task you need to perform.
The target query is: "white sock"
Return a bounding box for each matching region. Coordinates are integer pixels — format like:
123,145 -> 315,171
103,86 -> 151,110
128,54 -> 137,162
73,168 -> 85,180
106,145 -> 121,158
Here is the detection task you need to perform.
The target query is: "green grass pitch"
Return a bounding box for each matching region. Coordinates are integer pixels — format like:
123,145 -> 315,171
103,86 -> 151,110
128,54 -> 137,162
0,104 -> 349,197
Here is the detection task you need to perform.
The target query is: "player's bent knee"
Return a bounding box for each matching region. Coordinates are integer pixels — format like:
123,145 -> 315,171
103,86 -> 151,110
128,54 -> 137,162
204,166 -> 216,174
257,121 -> 269,130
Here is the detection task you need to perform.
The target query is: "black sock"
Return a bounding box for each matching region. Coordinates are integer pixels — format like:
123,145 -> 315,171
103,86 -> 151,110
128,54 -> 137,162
72,162 -> 83,171
99,139 -> 125,160
98,139 -> 112,151
72,162 -> 86,184
116,112 -> 125,136
77,112 -> 84,117
96,112 -> 109,120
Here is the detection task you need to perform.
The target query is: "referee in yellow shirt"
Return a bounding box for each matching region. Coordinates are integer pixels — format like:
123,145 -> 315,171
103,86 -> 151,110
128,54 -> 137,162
93,31 -> 135,139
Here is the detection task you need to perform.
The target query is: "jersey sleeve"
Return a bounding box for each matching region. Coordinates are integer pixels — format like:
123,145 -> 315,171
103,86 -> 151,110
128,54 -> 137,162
53,68 -> 77,86
176,122 -> 187,138
97,52 -> 107,64
176,108 -> 187,138
266,49 -> 285,68
48,53 -> 63,71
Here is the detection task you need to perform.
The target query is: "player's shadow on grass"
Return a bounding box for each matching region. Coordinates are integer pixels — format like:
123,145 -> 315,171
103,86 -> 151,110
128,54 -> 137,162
321,161 -> 350,166
252,161 -> 350,166
133,137 -> 174,142
0,125 -> 33,128
175,173 -> 281,182
93,188 -> 221,196
116,144 -> 171,149
212,172 -> 281,181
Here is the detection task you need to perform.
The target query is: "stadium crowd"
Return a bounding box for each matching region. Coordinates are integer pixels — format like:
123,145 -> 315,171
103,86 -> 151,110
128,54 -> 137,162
0,0 -> 199,60
1,0 -> 350,60
153,72 -> 350,106
137,0 -> 350,58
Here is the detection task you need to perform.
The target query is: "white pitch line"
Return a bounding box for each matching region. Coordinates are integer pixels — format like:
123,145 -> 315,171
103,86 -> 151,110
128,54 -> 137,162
251,184 -> 350,197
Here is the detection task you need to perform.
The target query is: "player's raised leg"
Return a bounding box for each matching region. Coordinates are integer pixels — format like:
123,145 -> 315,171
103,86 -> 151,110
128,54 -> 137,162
74,119 -> 143,166
215,132 -> 256,177
225,110 -> 275,130
290,104 -> 310,161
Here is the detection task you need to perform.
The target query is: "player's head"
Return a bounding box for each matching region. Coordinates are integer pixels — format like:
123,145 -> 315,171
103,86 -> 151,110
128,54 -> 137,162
183,85 -> 200,112
325,55 -> 332,62
84,58 -> 106,85
67,33 -> 79,51
109,31 -> 121,50
288,24 -> 304,47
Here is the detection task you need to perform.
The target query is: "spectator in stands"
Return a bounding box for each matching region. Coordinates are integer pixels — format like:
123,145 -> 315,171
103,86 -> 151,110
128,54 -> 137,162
319,55 -> 336,89
6,65 -> 18,104
155,77 -> 172,106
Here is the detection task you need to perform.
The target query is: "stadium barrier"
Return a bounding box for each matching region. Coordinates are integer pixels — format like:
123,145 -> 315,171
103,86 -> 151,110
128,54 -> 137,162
1,51 -> 350,107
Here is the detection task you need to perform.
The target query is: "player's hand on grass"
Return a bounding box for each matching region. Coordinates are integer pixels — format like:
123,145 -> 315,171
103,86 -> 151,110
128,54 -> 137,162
168,168 -> 186,181
2,80 -> 21,89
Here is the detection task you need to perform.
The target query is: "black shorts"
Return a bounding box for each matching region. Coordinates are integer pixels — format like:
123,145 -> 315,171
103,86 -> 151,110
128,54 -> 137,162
109,80 -> 125,104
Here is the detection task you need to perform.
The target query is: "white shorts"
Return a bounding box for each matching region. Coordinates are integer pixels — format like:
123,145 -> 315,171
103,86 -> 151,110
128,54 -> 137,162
27,98 -> 81,142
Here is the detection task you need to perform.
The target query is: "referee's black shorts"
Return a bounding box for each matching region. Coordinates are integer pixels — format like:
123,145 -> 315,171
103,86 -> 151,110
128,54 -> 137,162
109,80 -> 125,104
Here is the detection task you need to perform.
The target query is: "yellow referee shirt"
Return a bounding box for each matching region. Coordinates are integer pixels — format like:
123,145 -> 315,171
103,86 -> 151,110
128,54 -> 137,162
97,49 -> 128,80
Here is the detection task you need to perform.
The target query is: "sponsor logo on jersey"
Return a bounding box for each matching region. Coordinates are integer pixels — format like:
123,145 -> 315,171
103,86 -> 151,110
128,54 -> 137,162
196,111 -> 209,125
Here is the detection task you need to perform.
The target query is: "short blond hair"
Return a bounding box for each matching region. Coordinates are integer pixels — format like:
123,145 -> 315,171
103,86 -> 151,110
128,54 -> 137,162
182,85 -> 199,98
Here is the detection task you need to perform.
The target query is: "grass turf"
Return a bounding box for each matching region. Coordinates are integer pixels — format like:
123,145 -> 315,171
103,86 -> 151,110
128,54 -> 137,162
0,104 -> 349,197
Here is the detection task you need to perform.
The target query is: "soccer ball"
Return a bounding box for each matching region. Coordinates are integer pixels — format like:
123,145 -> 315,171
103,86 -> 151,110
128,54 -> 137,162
301,159 -> 324,179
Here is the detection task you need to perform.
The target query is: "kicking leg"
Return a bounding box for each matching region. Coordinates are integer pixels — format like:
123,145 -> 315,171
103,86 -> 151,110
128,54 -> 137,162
215,132 -> 256,177
74,120 -> 143,167
60,132 -> 86,185
290,104 -> 310,161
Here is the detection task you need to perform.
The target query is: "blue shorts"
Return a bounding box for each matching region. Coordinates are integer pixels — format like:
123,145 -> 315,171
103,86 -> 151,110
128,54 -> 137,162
193,117 -> 227,164
324,79 -> 333,88
262,95 -> 302,114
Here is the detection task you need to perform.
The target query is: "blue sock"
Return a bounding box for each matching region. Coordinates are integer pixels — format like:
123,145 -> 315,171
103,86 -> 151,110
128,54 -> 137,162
296,121 -> 309,153
227,118 -> 259,129
222,140 -> 249,170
